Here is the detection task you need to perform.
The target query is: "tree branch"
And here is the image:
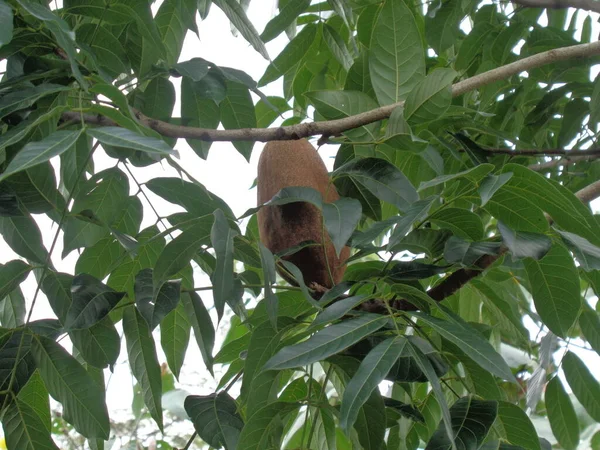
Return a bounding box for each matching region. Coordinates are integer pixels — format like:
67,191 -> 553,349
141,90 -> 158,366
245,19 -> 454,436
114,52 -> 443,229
360,179 -> 600,314
512,0 -> 600,14
487,148 -> 600,157
62,40 -> 600,142
528,154 -> 598,171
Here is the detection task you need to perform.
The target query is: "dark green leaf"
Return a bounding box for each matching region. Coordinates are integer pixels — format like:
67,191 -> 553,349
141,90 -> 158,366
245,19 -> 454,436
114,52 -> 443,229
546,376 -> 579,450
333,157 -> 418,212
0,260 -> 31,300
260,0 -> 311,42
87,127 -> 174,156
0,130 -> 82,182
323,197 -> 361,257
160,301 -> 190,380
0,0 -> 13,46
562,351 -> 600,422
425,396 -> 498,450
496,401 -> 541,450
220,81 -> 256,161
341,337 -> 406,433
211,209 -> 237,320
31,335 -> 109,439
135,268 -> 181,330
523,245 -> 581,338
237,401 -> 299,450
2,398 -> 59,450
122,306 -> 163,431
65,274 -> 125,330
70,317 -> 120,369
497,222 -> 551,260
479,173 -> 513,206
443,236 -> 502,266
0,285 -> 25,327
182,292 -> 215,375
185,392 -> 244,450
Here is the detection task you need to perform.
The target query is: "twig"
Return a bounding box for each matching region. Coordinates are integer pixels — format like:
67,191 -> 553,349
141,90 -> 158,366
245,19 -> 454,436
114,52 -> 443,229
512,0 -> 600,14
488,148 -> 600,156
528,155 -> 597,171
61,40 -> 600,142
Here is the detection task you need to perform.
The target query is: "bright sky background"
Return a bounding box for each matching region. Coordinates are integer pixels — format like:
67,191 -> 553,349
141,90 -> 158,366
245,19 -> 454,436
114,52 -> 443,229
1,1 -> 600,447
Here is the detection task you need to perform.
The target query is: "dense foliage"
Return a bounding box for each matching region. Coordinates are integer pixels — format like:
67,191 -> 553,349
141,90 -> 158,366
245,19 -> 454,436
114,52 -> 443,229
0,0 -> 600,448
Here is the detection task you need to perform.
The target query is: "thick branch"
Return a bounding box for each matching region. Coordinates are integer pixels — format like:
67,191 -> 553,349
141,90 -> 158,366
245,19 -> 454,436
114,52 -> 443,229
360,179 -> 600,314
512,0 -> 600,14
62,40 -> 600,142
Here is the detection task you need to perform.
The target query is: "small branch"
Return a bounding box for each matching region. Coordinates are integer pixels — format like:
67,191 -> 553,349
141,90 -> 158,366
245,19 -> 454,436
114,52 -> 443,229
487,148 -> 600,156
528,155 -> 597,171
62,40 -> 600,142
512,0 -> 600,14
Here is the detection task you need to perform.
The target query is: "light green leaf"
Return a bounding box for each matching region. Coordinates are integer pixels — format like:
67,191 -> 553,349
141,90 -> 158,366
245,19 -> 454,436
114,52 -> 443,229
323,23 -> 353,71
369,0 -> 424,105
479,172 -> 513,206
0,286 -> 25,328
0,0 -> 13,46
87,127 -> 174,155
496,401 -> 541,450
579,310 -> 600,357
263,314 -> 388,371
211,209 -> 237,320
237,402 -> 299,450
220,81 -> 257,161
404,69 -> 456,123
160,301 -> 190,380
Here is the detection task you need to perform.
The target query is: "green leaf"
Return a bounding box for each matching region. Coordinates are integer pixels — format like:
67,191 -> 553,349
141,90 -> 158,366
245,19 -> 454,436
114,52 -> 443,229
333,157 -> 418,212
122,306 -> 163,431
135,268 -> 181,330
323,23 -> 353,71
426,396 -> 498,450
498,222 -> 551,260
369,0 -> 424,105
153,215 -> 214,287
496,401 -> 541,450
155,0 -> 186,65
2,398 -> 59,450
0,130 -> 82,182
31,335 -> 109,439
255,96 -> 291,128
241,185 -> 323,218
258,242 -> 278,328
323,197 -> 361,257
411,312 -> 515,382
174,58 -> 211,81
237,402 -> 299,450
0,285 -> 25,327
418,164 -> 494,191
77,23 -> 130,77
404,69 -> 456,123
0,215 -> 49,264
479,173 -> 513,206
181,77 -> 219,159
430,208 -> 484,241
211,209 -> 237,320
182,292 -> 215,375
87,127 -> 174,156
69,317 -> 120,369
16,0 -> 87,88
562,351 -> 600,421
405,338 -> 453,445
0,104 -> 67,152
213,0 -> 268,59
556,229 -> 600,270
259,24 -> 317,86
0,0 -> 13,46
145,177 -> 233,218
523,245 -> 581,338
17,371 -> 51,433
0,260 -> 31,300
312,295 -> 367,328
443,236 -> 502,266
341,337 -> 406,433
387,197 -> 437,250
260,0 -> 311,42
546,376 -> 579,450
64,274 -> 125,330
579,310 -> 600,357
160,301 -> 190,380
220,81 -> 256,161
185,392 -> 244,450
263,314 -> 388,370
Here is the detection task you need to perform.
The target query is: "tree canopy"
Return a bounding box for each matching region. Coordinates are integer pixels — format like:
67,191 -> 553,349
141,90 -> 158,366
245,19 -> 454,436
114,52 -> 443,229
0,0 -> 600,449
